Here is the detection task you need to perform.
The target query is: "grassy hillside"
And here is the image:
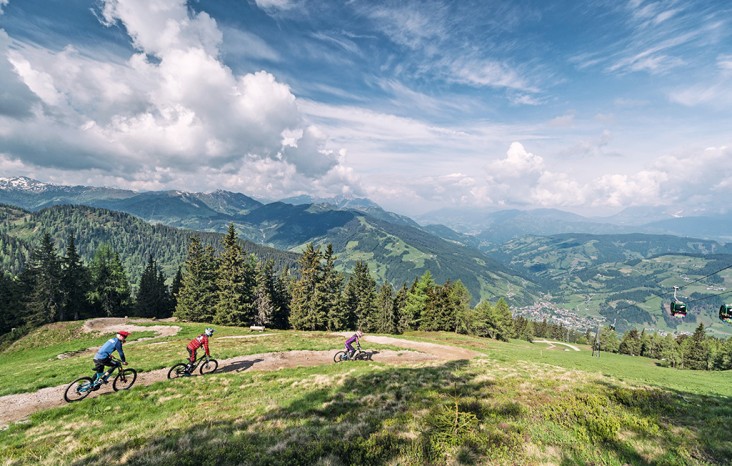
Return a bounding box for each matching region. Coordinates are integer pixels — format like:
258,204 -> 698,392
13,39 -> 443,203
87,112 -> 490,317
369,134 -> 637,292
0,321 -> 730,465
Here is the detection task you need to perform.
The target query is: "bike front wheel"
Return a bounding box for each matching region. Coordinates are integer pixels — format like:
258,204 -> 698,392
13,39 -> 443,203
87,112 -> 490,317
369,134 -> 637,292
64,376 -> 95,402
199,359 -> 218,375
168,363 -> 188,379
333,351 -> 348,363
113,368 -> 137,391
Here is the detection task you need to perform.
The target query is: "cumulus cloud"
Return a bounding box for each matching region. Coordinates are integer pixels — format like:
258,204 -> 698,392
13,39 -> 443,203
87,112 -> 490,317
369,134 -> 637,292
0,0 -> 350,197
0,0 -> 8,14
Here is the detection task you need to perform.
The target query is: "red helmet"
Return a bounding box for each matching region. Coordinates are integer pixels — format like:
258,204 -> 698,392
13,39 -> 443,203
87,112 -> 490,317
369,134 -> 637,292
118,331 -> 131,338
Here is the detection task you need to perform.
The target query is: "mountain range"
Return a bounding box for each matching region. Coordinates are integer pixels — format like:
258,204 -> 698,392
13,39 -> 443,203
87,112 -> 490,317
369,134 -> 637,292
2,176 -> 732,335
0,177 -> 539,305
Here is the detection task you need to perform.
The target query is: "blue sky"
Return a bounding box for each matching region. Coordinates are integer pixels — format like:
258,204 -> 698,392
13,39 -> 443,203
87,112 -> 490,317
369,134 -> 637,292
0,0 -> 730,217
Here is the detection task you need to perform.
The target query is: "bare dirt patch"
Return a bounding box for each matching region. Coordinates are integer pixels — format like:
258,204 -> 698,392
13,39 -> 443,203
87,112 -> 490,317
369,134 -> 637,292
0,335 -> 479,428
82,317 -> 181,340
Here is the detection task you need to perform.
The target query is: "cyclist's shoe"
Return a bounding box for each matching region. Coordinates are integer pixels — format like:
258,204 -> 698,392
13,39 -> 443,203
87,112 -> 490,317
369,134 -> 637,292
183,372 -> 192,377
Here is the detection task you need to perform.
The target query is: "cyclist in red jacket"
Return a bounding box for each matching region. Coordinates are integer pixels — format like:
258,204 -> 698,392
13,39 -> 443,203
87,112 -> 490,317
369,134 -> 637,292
185,327 -> 214,374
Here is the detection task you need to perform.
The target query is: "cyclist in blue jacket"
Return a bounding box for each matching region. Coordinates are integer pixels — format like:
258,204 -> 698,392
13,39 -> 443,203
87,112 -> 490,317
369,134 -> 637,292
92,331 -> 130,384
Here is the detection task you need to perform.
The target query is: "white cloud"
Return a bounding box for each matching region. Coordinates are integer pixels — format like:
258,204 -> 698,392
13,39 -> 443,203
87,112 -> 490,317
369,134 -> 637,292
0,0 -> 350,198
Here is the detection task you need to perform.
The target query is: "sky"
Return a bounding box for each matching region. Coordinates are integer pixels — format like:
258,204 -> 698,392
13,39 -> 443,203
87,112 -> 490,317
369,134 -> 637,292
0,0 -> 731,218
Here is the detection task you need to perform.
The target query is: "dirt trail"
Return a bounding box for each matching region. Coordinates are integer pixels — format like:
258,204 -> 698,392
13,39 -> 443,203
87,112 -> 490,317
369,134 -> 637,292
82,317 -> 181,340
0,334 -> 479,428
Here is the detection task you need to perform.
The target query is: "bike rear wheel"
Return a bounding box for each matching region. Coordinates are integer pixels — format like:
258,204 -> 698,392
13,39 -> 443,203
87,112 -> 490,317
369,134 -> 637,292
168,363 -> 188,379
199,359 -> 218,375
333,351 -> 348,363
64,376 -> 94,402
113,368 -> 137,391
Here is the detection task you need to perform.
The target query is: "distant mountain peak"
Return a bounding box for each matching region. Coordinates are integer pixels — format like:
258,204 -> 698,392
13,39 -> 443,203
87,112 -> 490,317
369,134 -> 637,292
0,176 -> 50,192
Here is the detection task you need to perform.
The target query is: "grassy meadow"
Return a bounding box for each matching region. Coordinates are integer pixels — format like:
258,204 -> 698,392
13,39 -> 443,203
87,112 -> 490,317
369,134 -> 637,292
0,321 -> 731,465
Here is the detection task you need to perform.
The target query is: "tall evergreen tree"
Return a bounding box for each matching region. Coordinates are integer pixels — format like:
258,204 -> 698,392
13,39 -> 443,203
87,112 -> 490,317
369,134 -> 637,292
254,259 -> 278,327
681,323 -> 710,370
343,261 -> 377,331
0,273 -> 23,335
619,328 -> 642,356
289,243 -> 324,330
374,283 -> 399,334
319,245 -> 344,331
394,283 -> 409,334
214,225 -> 256,326
175,236 -> 218,322
88,244 -> 132,317
23,233 -> 62,325
271,266 -> 292,329
135,254 -> 170,318
170,266 -> 183,309
493,298 -> 514,341
60,232 -> 90,321
401,272 -> 434,330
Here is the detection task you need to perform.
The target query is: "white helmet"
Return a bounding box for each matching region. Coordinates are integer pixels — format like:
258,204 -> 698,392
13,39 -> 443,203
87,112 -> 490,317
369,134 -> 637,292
356,330 -> 363,337
205,327 -> 214,336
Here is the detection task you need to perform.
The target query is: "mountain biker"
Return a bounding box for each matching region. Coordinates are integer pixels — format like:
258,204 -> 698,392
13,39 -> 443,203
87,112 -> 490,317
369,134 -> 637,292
345,330 -> 363,358
92,331 -> 130,384
185,328 -> 214,374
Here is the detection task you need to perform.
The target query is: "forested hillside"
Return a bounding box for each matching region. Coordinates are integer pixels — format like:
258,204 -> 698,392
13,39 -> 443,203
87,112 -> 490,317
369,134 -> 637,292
0,204 -> 298,282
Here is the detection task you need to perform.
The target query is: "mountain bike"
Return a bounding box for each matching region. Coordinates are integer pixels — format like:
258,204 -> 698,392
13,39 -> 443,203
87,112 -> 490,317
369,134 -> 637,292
334,342 -> 369,362
64,358 -> 137,402
167,354 -> 219,379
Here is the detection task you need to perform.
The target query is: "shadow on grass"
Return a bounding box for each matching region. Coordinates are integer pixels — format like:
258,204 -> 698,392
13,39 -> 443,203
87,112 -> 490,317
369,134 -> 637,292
68,360 -> 731,466
216,358 -> 264,374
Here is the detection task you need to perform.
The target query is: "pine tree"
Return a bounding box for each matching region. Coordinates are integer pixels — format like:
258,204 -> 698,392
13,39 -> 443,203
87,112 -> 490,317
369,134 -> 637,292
135,254 -> 170,318
492,298 -> 513,341
214,225 -> 256,326
394,283 -> 409,334
88,244 -> 132,317
175,236 -> 218,322
23,233 -> 62,325
681,323 -> 710,370
60,232 -> 90,321
374,283 -> 398,334
319,245 -> 344,331
254,259 -> 277,327
619,328 -> 642,356
343,261 -> 377,331
401,272 -> 434,330
289,243 -> 324,330
0,273 -> 23,335
170,266 -> 183,309
271,266 -> 292,329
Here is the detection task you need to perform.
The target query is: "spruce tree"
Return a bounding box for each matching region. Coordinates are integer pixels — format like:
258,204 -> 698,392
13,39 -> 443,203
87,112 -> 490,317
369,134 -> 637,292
135,254 -> 170,318
214,224 -> 255,326
24,233 -> 62,325
493,298 -> 514,341
319,244 -> 344,331
681,323 -> 710,370
254,259 -> 277,327
374,283 -> 397,334
343,261 -> 376,331
0,273 -> 23,335
175,236 -> 218,322
289,243 -> 324,330
60,232 -> 90,321
402,271 -> 434,330
271,266 -> 292,329
170,266 -> 183,309
88,244 -> 132,317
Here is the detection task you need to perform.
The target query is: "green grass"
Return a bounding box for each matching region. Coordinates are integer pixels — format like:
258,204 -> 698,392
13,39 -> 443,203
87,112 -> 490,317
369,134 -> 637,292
1,324 -> 731,465
0,321 -> 385,397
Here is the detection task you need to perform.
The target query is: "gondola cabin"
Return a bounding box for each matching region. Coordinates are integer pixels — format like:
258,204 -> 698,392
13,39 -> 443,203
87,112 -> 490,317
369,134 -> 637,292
720,304 -> 732,322
669,300 -> 687,318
